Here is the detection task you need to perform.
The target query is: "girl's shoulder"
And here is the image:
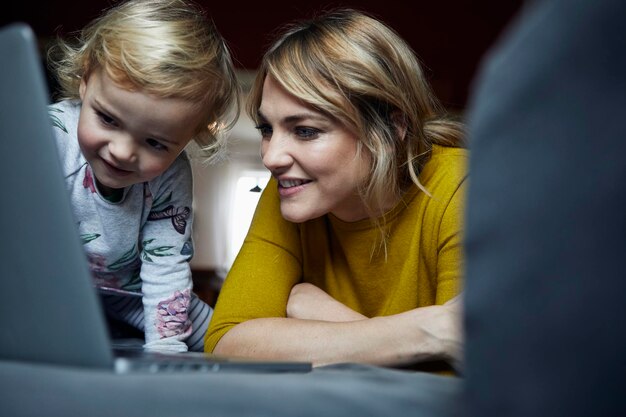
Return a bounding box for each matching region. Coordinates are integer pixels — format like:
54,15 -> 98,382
146,150 -> 193,200
48,99 -> 80,126
152,150 -> 192,181
48,99 -> 80,146
48,99 -> 84,175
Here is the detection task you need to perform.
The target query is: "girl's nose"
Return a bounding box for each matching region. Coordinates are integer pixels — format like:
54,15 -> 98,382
108,137 -> 137,164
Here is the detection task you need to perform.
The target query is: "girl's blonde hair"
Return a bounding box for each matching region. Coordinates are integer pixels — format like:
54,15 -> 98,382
247,8 -> 465,245
48,0 -> 240,161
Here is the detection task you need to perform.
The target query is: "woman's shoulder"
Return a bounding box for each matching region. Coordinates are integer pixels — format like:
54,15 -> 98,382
401,145 -> 468,233
429,144 -> 469,163
422,145 -> 468,185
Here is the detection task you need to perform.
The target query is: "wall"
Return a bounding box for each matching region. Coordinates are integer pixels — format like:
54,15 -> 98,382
188,102 -> 263,271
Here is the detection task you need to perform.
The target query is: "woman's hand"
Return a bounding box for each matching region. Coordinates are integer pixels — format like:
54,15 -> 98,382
410,294 -> 464,371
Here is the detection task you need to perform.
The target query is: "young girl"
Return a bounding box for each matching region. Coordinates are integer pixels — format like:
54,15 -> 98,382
47,0 -> 240,352
206,8 -> 466,370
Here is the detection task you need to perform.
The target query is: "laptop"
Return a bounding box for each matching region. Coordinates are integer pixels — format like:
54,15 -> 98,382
0,22 -> 311,374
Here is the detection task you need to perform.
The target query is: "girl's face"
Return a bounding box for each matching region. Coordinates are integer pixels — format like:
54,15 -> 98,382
77,68 -> 202,197
257,76 -> 371,223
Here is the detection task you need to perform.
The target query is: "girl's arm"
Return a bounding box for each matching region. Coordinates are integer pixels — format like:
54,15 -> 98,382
141,153 -> 195,353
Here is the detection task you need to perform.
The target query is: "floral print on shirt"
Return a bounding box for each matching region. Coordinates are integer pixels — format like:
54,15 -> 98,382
156,289 -> 192,339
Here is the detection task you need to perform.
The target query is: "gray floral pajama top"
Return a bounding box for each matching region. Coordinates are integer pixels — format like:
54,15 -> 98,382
49,99 -> 194,352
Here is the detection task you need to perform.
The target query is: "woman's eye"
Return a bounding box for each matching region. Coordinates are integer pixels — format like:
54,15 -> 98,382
295,127 -> 320,139
146,138 -> 167,151
255,123 -> 272,137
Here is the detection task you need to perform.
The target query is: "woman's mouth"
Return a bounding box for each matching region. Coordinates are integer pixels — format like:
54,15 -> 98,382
277,178 -> 312,197
279,179 -> 310,188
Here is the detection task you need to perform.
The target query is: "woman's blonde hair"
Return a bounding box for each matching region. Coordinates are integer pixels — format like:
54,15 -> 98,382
48,0 -> 240,161
247,8 -> 464,244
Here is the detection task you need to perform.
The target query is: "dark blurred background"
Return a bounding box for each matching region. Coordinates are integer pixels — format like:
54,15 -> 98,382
1,0 -> 525,306
2,0 -> 524,112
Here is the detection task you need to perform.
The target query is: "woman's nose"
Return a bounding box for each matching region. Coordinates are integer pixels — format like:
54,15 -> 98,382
261,135 -> 293,172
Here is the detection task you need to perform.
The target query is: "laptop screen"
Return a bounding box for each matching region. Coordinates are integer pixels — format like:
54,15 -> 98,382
0,22 -> 115,369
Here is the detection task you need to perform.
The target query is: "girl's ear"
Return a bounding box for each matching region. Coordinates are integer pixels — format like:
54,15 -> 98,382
391,111 -> 408,141
79,74 -> 88,100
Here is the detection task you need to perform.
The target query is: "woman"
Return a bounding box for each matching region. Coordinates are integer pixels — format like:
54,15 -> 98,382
205,8 -> 467,369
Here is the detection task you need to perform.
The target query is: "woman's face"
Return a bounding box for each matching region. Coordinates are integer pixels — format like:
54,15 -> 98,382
257,76 -> 371,223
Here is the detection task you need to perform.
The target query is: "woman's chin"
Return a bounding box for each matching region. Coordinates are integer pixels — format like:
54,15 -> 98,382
280,207 -> 318,224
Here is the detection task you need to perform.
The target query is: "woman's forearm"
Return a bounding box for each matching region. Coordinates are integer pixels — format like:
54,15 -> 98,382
213,302 -> 462,367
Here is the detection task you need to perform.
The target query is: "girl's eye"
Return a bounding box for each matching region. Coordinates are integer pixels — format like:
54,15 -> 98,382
146,138 -> 167,151
295,127 -> 320,139
97,111 -> 116,126
255,123 -> 272,138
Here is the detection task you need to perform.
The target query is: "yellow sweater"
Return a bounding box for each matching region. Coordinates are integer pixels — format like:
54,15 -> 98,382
205,145 -> 468,352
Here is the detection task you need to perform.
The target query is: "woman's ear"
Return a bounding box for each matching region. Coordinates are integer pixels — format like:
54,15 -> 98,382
391,111 -> 408,141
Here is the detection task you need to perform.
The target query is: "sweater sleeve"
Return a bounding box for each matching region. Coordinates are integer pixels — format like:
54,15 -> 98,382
204,177 -> 302,352
435,179 -> 467,304
140,152 -> 195,352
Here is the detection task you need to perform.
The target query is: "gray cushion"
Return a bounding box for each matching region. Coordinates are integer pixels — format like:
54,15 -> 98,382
464,0 -> 626,415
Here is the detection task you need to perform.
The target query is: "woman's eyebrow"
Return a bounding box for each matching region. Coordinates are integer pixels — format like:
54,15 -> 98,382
257,109 -> 328,125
